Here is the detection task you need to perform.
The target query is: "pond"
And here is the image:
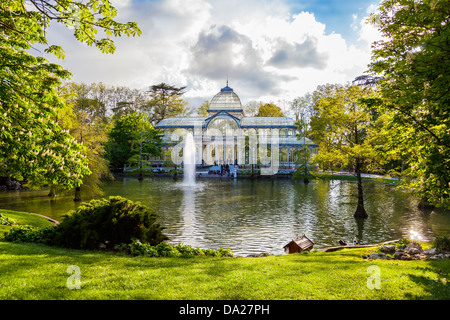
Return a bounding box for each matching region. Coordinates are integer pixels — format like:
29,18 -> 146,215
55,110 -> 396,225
1,177 -> 449,256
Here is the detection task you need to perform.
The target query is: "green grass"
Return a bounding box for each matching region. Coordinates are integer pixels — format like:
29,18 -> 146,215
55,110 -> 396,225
310,173 -> 399,185
0,210 -> 448,300
0,209 -> 53,236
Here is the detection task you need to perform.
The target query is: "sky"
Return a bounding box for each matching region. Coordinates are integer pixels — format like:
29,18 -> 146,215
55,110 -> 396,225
40,0 -> 382,113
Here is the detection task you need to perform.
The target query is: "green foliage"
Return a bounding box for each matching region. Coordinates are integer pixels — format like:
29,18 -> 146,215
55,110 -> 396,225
0,0 -> 140,189
432,236 -> 450,251
105,112 -> 162,171
3,225 -> 56,245
255,103 -> 285,117
308,84 -> 381,172
196,100 -> 210,116
0,213 -> 15,226
368,0 -> 450,209
396,238 -> 411,249
307,84 -> 384,218
142,83 -> 190,126
56,83 -> 114,199
124,240 -> 234,258
52,196 -> 167,250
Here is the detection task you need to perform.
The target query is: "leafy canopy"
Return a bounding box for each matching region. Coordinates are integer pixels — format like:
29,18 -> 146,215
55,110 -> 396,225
106,111 -> 163,171
255,103 -> 285,117
0,0 -> 141,188
368,0 -> 450,208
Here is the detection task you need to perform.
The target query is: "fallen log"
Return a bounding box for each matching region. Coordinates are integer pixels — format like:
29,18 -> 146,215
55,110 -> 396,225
321,239 -> 400,252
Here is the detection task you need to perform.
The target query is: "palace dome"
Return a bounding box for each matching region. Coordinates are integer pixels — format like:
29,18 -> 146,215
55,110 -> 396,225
208,83 -> 243,112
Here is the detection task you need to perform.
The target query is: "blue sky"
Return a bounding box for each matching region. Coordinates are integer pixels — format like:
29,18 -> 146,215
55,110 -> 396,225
44,0 -> 382,113
289,0 -> 380,40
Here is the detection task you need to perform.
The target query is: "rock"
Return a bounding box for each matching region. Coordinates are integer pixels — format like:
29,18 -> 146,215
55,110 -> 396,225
98,242 -> 107,250
400,254 -> 412,260
370,252 -> 387,260
407,247 -> 422,255
405,242 -> 423,255
381,245 -> 396,254
424,248 -> 438,255
257,252 -> 272,257
247,252 -> 272,257
394,251 -> 408,260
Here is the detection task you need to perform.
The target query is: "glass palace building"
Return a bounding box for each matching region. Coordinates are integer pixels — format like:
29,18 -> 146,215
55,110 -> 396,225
154,83 -> 317,174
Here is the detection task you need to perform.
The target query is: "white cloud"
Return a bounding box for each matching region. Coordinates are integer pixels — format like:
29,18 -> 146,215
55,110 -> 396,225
39,0 -> 382,109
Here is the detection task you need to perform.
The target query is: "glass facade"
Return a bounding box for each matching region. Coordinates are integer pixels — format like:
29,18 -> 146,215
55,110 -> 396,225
154,84 -> 317,166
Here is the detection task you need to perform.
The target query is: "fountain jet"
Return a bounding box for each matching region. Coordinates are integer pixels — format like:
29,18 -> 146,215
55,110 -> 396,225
183,132 -> 196,186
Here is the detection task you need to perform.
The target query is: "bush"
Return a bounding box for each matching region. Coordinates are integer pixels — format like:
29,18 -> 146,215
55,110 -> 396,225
123,240 -> 234,258
3,225 -> 56,245
52,196 -> 167,250
432,236 -> 450,251
0,213 -> 15,226
396,238 -> 410,249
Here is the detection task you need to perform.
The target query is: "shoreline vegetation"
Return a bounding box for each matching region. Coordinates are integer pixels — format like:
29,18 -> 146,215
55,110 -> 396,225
119,168 -> 400,184
0,208 -> 449,300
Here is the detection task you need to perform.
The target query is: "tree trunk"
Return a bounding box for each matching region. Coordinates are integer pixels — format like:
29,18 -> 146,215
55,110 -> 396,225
418,196 -> 435,210
173,165 -> 178,181
354,158 -> 368,219
48,184 -> 57,197
74,186 -> 82,202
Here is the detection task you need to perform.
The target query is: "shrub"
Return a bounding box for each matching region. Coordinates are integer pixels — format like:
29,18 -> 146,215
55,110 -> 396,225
396,238 -> 410,249
175,243 -> 205,257
52,196 -> 167,250
155,242 -> 181,257
432,236 -> 450,251
123,240 -> 234,258
3,225 -> 56,245
126,239 -> 159,256
0,213 -> 15,226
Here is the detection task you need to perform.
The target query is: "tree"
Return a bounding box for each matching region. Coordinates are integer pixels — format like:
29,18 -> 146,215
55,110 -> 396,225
57,83 -> 113,201
0,1 -> 140,189
292,94 -> 314,183
368,0 -> 450,209
106,112 -> 162,172
142,83 -> 190,126
63,82 -> 145,120
291,93 -> 313,122
255,103 -> 285,117
197,100 -> 210,117
309,84 -> 382,219
244,100 -> 264,117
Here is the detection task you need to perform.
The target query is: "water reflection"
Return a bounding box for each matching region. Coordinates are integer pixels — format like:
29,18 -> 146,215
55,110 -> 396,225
0,178 -> 449,256
177,186 -> 202,248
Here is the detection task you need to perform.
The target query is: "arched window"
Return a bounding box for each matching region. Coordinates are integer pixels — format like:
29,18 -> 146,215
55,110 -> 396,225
207,115 -> 239,136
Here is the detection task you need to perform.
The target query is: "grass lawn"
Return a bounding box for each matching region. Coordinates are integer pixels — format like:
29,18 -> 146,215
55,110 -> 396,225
0,209 -> 53,235
310,173 -> 399,184
0,210 -> 448,300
